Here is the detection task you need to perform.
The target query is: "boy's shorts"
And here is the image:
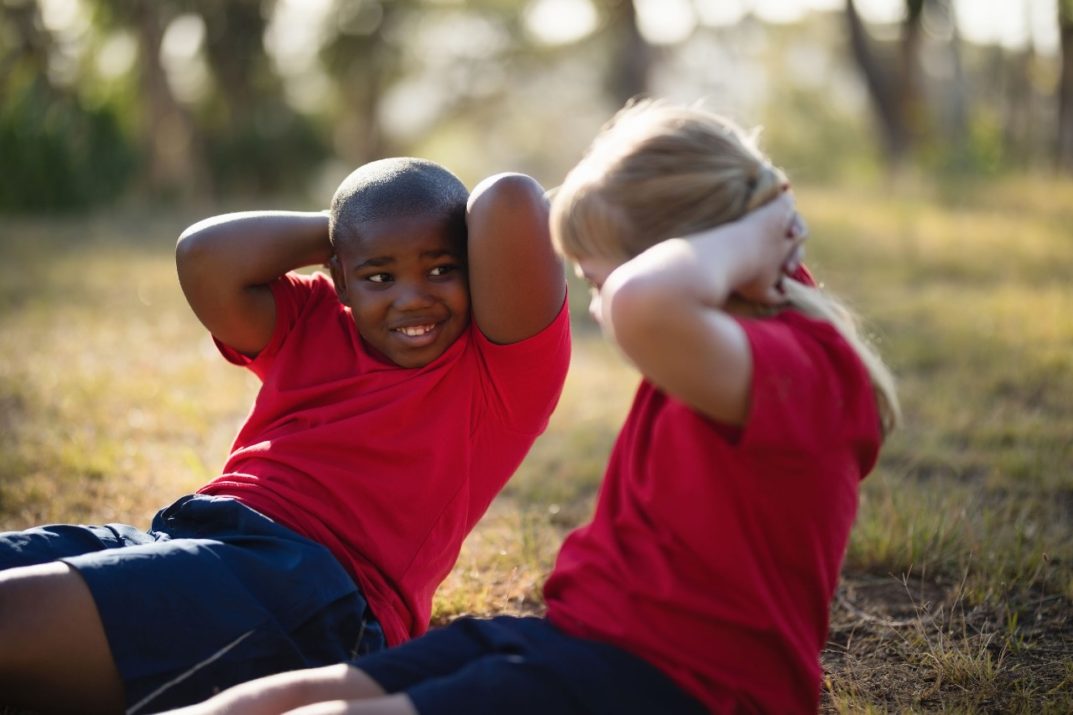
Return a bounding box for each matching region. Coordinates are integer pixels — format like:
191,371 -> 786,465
0,494 -> 385,713
356,616 -> 708,715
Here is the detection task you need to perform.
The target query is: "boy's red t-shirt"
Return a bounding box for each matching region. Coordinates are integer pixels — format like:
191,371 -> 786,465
543,310 -> 881,714
198,272 -> 570,646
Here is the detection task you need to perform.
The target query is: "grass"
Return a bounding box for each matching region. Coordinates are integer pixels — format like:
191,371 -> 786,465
1,173 -> 1072,712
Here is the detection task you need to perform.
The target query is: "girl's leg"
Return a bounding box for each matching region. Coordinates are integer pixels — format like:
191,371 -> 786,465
165,663 -> 389,715
284,693 -> 418,715
0,561 -> 124,714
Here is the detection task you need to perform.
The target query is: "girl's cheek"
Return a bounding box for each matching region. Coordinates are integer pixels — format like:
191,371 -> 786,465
588,292 -> 603,326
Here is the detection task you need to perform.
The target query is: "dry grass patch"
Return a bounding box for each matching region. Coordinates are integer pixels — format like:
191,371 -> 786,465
2,174 -> 1072,712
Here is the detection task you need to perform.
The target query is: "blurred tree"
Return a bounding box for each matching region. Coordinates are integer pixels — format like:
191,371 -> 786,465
88,0 -> 206,199
320,0 -> 408,165
933,0 -> 967,144
844,0 -> 929,166
1059,0 -> 1073,172
194,0 -> 327,195
0,0 -> 49,78
0,0 -> 135,210
599,0 -> 650,106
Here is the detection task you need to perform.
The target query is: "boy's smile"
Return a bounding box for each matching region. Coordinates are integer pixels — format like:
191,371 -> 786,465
332,212 -> 470,368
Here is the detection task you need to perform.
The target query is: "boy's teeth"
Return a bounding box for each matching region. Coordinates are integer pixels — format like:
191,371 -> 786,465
399,324 -> 433,337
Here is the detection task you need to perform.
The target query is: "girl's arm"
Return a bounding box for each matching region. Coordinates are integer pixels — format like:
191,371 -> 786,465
599,193 -> 804,426
176,211 -> 332,357
465,173 -> 567,345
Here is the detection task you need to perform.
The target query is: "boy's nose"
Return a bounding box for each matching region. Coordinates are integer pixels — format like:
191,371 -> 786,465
394,282 -> 435,310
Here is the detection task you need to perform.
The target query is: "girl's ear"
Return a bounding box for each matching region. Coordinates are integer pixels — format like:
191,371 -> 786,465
329,254 -> 349,303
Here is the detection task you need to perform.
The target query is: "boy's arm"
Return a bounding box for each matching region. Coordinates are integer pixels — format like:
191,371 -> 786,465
465,173 -> 566,345
176,211 -> 332,357
599,193 -> 803,426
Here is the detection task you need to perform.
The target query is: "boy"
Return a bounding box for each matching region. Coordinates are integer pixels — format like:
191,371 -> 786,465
0,158 -> 570,713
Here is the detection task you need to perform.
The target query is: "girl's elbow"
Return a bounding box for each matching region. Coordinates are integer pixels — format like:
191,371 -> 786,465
604,276 -> 675,348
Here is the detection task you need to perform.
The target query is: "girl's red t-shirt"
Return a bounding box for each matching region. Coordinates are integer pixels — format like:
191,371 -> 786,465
544,310 -> 881,714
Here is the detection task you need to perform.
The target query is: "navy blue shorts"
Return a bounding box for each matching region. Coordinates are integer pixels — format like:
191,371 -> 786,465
356,616 -> 707,715
0,494 -> 385,713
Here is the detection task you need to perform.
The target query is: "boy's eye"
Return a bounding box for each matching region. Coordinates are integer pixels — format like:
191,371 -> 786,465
366,272 -> 392,283
429,264 -> 458,278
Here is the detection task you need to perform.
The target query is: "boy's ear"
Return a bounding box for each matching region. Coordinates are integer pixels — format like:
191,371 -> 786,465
328,254 -> 349,303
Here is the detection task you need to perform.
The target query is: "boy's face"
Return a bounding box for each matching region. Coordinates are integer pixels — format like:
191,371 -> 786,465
331,212 -> 469,368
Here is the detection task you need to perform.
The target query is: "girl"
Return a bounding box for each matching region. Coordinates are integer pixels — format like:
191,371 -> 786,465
169,100 -> 899,715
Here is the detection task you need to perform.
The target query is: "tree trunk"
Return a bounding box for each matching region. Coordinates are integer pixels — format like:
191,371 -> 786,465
199,0 -> 275,125
944,0 -> 968,141
0,1 -> 50,81
845,0 -> 908,162
602,0 -> 651,108
1058,1 -> 1073,173
844,0 -> 929,166
135,3 -> 204,197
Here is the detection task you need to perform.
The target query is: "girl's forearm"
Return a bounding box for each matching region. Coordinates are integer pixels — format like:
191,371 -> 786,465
602,192 -> 797,320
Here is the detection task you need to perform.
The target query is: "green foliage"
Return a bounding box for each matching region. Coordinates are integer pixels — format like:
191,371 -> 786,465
199,99 -> 330,197
0,76 -> 137,212
761,86 -> 882,183
919,108 -> 1008,178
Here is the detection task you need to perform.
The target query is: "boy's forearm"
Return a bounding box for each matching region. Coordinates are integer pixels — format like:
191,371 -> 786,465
177,211 -> 332,288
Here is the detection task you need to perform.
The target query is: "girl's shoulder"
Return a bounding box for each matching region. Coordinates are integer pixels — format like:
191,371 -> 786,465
734,309 -> 882,462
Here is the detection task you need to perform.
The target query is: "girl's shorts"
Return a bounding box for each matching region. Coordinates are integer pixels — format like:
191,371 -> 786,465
0,494 -> 385,713
356,615 -> 707,715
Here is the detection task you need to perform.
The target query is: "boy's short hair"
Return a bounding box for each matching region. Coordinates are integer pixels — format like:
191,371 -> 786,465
330,157 -> 469,253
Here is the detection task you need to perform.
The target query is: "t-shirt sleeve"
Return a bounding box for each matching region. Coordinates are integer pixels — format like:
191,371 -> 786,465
737,314 -> 880,469
470,294 -> 572,434
213,272 -> 317,381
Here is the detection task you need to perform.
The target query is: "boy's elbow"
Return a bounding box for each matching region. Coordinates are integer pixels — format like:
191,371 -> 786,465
468,173 -> 547,216
175,222 -> 214,275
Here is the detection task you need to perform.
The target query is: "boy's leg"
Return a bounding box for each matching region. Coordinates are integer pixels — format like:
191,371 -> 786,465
0,521 -> 157,571
0,561 -> 124,714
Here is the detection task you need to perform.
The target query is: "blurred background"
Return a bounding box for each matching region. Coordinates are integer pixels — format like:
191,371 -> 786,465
2,0 -> 1071,210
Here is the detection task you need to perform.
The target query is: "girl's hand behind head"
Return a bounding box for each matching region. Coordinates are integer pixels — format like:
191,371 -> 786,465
727,191 -> 808,306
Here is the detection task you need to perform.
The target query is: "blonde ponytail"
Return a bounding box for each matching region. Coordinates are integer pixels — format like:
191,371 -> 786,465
781,279 -> 901,436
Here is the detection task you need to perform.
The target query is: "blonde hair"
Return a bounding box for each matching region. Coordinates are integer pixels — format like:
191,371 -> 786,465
551,100 -> 900,437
